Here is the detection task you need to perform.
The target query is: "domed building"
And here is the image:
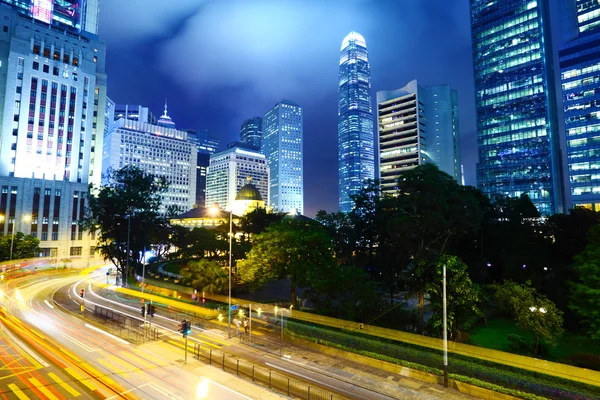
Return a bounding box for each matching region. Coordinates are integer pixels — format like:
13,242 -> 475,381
232,180 -> 265,216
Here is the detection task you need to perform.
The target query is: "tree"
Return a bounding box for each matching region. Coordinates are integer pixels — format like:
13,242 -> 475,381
170,226 -> 226,260
492,281 -> 563,356
315,210 -> 355,266
83,165 -> 167,285
181,259 -> 227,294
237,219 -> 335,307
570,224 -> 600,339
0,232 -> 40,261
427,255 -> 481,340
239,207 -> 285,236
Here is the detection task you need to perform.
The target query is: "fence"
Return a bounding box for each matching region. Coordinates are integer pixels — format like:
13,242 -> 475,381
193,343 -> 346,400
93,305 -> 159,343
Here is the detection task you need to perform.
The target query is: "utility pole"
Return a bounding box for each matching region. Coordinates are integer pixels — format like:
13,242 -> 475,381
443,264 -> 448,388
125,214 -> 131,288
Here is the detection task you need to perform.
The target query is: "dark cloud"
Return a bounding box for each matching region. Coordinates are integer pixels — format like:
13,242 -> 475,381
100,0 -> 478,216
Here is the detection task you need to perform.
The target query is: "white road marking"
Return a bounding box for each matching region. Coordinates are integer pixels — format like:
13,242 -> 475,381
56,331 -> 95,352
200,377 -> 254,400
84,323 -> 129,345
44,300 -> 54,309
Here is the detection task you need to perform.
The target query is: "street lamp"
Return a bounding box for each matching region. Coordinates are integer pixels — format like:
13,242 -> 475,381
209,204 -> 233,339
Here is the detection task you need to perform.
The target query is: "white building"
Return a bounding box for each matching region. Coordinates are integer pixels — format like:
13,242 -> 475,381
0,4 -> 107,259
206,146 -> 269,212
262,100 -> 303,214
102,117 -> 197,213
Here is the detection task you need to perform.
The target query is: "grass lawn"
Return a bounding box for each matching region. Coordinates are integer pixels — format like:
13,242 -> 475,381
469,318 -> 600,363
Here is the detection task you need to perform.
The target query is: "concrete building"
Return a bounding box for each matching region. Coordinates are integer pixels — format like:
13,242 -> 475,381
186,128 -> 219,208
0,3 -> 107,259
206,146 -> 269,212
377,80 -> 461,194
262,100 -> 303,214
114,103 -> 157,125
102,118 -> 197,213
560,0 -> 600,210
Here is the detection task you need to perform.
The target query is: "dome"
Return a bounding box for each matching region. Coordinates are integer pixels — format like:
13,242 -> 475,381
236,182 -> 263,201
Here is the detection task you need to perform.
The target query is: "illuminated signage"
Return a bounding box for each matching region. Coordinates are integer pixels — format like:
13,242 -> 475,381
32,0 -> 53,24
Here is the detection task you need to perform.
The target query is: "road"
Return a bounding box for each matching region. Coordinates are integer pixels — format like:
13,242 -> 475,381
0,270 -> 286,399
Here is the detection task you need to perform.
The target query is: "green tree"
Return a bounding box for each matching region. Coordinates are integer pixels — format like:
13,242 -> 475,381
239,207 -> 285,236
492,281 -> 564,356
83,165 -> 167,285
427,255 -> 481,340
0,232 -> 40,261
237,219 -> 335,307
570,224 -> 600,339
315,210 -> 355,266
181,259 -> 227,294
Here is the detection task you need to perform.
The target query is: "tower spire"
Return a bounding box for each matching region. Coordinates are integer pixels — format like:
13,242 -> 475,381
163,98 -> 168,117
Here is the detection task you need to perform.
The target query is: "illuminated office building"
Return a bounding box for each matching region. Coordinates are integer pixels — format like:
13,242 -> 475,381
337,31 -> 375,212
560,0 -> 600,210
470,0 -> 563,215
240,117 -> 262,150
262,100 -> 303,214
186,129 -> 219,208
377,80 -> 461,195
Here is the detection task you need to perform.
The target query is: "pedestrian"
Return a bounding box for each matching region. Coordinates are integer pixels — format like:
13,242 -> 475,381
243,318 -> 249,334
234,317 -> 241,337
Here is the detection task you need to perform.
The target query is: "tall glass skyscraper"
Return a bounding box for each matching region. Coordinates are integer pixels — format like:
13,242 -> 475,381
560,0 -> 600,210
337,31 -> 375,213
470,0 -> 564,215
240,117 -> 262,150
262,100 -> 303,214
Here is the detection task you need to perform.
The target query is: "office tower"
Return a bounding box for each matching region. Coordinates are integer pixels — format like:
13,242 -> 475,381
205,146 -> 269,212
240,117 -> 262,150
186,129 -> 219,208
377,80 -> 461,195
262,100 -> 303,214
470,0 -> 563,215
114,103 -> 157,124
0,0 -> 99,34
0,3 -> 107,258
337,31 -> 375,213
102,118 -> 197,213
560,0 -> 600,210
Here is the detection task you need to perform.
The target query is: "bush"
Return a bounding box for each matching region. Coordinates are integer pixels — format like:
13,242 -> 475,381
507,334 -> 535,356
568,353 -> 600,371
286,320 -> 600,400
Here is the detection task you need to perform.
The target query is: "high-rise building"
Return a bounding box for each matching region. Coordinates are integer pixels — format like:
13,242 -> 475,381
262,100 -> 303,214
0,0 -> 99,34
114,103 -> 157,124
240,117 -> 262,150
186,129 -> 219,208
102,118 -> 197,213
470,0 -> 563,215
560,0 -> 600,210
0,3 -> 107,258
337,31 -> 375,213
205,146 -> 269,212
377,80 -> 461,195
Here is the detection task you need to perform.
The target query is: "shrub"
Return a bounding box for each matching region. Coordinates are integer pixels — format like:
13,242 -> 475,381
507,334 -> 535,356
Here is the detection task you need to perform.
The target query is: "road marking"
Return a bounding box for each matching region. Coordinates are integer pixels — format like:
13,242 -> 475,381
200,377 -> 253,400
142,382 -> 184,400
44,300 -> 54,309
84,323 -> 129,345
7,383 -> 29,400
28,377 -> 60,400
56,331 -> 95,352
64,367 -> 97,392
96,358 -> 131,379
48,372 -> 81,397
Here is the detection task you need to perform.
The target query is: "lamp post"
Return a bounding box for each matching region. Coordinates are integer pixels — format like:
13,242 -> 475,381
125,213 -> 131,288
529,306 -> 546,356
209,204 -> 233,339
442,264 -> 448,388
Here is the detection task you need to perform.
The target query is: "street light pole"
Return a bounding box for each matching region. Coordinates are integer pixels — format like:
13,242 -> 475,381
442,264 -> 448,388
125,214 -> 131,288
9,219 -> 15,262
228,210 -> 232,339
142,246 -> 146,293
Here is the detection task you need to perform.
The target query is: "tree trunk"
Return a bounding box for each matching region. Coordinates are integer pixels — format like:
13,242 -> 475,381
418,291 -> 424,334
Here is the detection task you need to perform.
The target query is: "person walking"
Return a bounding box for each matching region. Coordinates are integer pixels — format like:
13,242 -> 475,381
243,318 -> 249,335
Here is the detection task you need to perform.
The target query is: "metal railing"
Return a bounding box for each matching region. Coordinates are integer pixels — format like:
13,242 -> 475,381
93,305 -> 159,343
193,343 -> 346,400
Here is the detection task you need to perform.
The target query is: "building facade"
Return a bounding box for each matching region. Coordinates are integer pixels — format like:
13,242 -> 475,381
377,80 -> 461,195
102,118 -> 197,213
114,103 -> 157,125
0,3 -> 107,258
560,0 -> 600,210
470,0 -> 563,215
337,31 -> 375,213
186,128 -> 219,208
240,117 -> 262,150
262,100 -> 303,214
206,146 -> 269,212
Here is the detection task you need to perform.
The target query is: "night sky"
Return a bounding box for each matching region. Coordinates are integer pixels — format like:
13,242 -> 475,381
98,0 -> 561,217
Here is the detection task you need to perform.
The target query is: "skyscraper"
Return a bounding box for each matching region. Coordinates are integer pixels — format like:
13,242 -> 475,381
470,0 -> 563,215
0,2 -> 106,258
240,117 -> 262,150
337,31 -> 375,213
377,80 -> 461,195
186,129 -> 219,208
560,0 -> 600,210
262,100 -> 303,214
206,146 -> 269,212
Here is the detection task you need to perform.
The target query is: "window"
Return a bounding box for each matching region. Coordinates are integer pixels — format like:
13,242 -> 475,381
43,48 -> 50,58
43,64 -> 49,73
41,231 -> 48,240
53,66 -> 58,76
2,26 -> 7,33
32,61 -> 39,70
72,57 -> 78,67
33,44 -> 40,55
53,51 -> 59,61
70,247 -> 82,256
